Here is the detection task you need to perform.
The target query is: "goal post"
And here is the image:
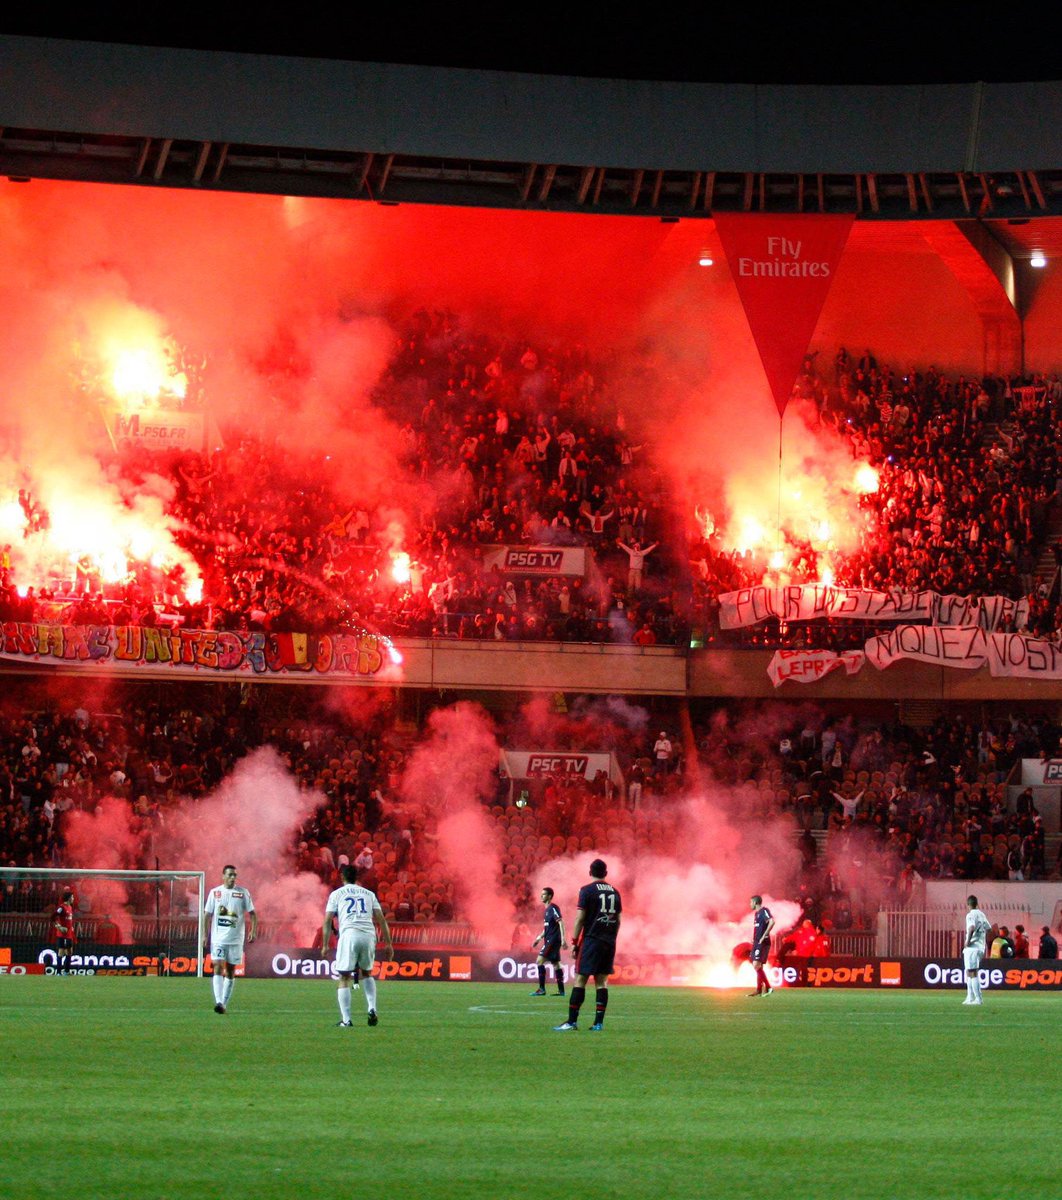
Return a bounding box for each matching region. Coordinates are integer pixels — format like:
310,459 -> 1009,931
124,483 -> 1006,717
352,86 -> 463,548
0,867 -> 206,977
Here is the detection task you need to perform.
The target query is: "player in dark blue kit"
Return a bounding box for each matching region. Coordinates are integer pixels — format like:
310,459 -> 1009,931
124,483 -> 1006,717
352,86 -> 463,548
530,887 -> 567,996
554,859 -> 621,1032
749,895 -> 775,997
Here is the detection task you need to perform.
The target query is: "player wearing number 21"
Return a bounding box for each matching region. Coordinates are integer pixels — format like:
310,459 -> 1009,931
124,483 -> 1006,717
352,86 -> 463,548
554,858 -> 621,1032
322,863 -> 394,1027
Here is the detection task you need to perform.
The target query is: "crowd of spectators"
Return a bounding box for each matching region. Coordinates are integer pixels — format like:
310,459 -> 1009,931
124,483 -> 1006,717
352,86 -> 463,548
6,325 -> 1059,656
693,352 -> 1062,648
696,705 -> 1062,933
0,311 -> 686,647
2,681 -> 1060,946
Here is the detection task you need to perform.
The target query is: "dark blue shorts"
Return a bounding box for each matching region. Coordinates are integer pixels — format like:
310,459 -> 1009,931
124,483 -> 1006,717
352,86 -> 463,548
577,936 -> 616,978
539,940 -> 561,964
750,946 -> 769,965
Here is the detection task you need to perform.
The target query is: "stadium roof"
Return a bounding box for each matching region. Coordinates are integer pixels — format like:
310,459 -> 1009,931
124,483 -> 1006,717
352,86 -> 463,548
3,15 -> 1062,219
0,11 -> 1058,86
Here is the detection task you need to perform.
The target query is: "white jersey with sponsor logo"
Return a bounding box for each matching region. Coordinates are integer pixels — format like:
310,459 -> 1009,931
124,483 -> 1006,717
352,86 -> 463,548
965,907 -> 991,952
205,885 -> 255,947
325,883 -> 381,934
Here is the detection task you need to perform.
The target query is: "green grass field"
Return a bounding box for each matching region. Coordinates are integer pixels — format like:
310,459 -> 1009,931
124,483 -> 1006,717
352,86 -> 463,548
1,978 -> 1057,1200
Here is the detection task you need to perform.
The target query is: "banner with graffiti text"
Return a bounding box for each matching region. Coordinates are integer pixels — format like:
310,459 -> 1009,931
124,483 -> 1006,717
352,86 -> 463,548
767,626 -> 1062,685
720,585 -> 1027,632
866,626 -> 1062,679
767,648 -> 865,687
0,623 -> 397,679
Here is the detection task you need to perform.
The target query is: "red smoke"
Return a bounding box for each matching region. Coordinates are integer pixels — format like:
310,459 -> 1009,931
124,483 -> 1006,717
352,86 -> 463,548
399,702 -> 513,943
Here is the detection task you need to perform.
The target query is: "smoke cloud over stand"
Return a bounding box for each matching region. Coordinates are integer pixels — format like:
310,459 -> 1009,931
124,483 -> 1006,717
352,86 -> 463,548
399,702 -> 513,944
58,748 -> 329,945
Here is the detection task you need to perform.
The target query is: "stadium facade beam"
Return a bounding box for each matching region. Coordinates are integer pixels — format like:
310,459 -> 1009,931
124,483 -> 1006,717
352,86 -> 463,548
5,36 -> 1062,210
920,220 -> 1023,375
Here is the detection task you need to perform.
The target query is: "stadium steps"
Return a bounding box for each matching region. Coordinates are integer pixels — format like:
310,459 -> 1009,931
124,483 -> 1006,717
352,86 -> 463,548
1045,834 -> 1062,877
1033,505 -> 1062,590
984,417 -> 1060,595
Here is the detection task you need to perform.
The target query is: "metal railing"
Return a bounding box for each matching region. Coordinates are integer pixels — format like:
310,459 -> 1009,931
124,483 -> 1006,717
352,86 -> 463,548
876,909 -> 962,959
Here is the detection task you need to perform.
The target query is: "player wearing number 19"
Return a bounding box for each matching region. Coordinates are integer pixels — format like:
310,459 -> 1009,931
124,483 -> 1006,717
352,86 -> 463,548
554,859 -> 621,1032
322,863 -> 394,1027
204,865 -> 257,1014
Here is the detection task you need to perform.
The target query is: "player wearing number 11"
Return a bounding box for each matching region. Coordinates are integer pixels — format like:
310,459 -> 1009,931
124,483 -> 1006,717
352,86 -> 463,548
554,858 -> 621,1032
322,863 -> 394,1027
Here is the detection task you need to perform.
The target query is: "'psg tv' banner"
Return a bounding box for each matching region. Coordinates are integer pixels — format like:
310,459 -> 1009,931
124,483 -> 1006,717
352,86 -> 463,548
714,213 -> 854,417
499,749 -> 619,783
481,545 -> 588,577
720,584 -> 1028,632
0,623 -> 397,679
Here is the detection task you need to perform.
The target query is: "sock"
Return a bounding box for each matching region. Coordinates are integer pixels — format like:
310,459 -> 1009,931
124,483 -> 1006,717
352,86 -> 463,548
594,987 -> 608,1025
537,965 -> 546,990
362,975 -> 377,1011
756,965 -> 767,993
972,974 -> 983,1003
338,986 -> 352,1022
965,977 -> 974,1002
567,986 -> 585,1026
555,968 -> 565,995
222,976 -> 234,1005
212,972 -> 224,1003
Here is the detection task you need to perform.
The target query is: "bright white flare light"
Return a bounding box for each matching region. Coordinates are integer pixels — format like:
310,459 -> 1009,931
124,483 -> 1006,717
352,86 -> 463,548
853,463 -> 880,494
391,551 -> 411,585
697,959 -> 754,989
107,341 -> 187,408
735,514 -> 767,554
1031,250 -> 1047,269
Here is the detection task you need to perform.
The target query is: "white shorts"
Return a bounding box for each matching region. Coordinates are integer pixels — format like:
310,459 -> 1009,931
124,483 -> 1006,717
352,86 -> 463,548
336,929 -> 376,974
962,947 -> 983,972
211,943 -> 244,966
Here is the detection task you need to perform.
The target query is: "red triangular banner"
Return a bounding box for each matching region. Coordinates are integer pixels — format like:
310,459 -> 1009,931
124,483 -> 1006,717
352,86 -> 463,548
714,214 -> 854,417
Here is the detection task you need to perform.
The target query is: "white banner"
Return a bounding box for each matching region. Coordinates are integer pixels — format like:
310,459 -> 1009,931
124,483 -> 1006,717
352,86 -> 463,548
866,626 -> 1062,679
719,585 -> 1027,632
481,545 -> 587,577
105,409 -> 205,451
1021,759 -> 1062,787
767,648 -> 865,687
759,627 -> 1062,686
923,881 -> 1062,933
501,749 -> 616,782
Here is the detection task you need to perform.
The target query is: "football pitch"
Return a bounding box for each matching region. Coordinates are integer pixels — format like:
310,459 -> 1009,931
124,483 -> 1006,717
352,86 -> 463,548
1,978 -> 1057,1200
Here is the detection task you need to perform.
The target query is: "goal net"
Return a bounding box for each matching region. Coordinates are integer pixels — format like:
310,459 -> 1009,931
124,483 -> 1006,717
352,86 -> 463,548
0,867 -> 206,976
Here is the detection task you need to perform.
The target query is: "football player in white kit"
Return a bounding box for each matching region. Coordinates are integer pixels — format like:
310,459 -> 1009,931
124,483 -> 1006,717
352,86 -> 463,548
963,894 -> 991,1005
204,864 -> 257,1014
321,863 -> 394,1027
